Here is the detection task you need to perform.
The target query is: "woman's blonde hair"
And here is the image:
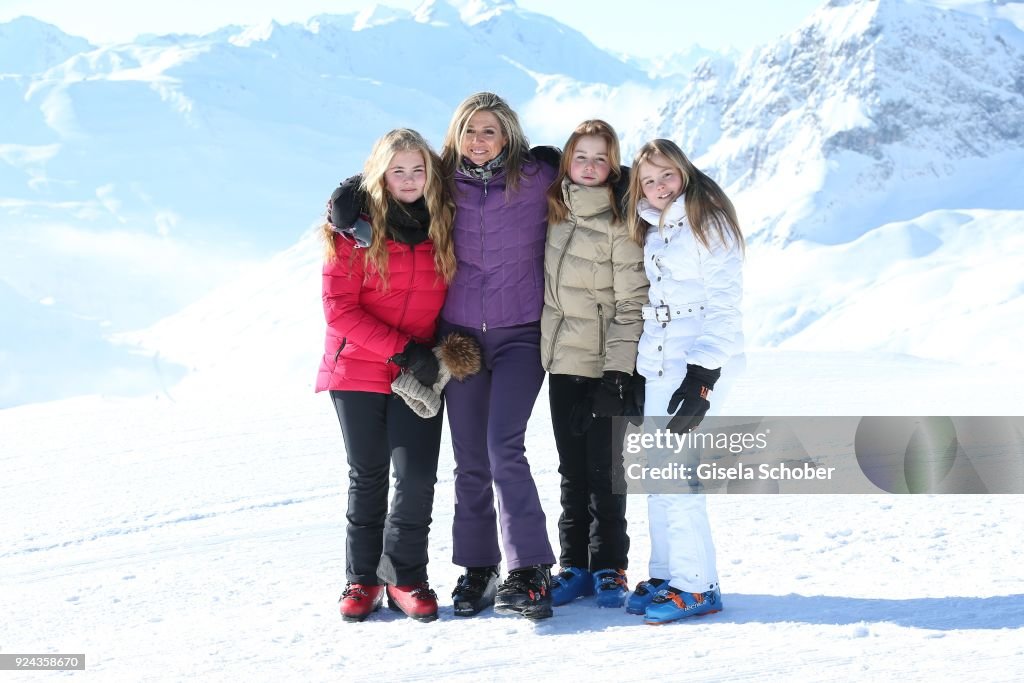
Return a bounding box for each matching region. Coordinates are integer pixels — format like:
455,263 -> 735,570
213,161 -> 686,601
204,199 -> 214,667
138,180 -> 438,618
322,128 -> 456,286
627,139 -> 744,253
440,91 -> 531,192
546,119 -> 623,226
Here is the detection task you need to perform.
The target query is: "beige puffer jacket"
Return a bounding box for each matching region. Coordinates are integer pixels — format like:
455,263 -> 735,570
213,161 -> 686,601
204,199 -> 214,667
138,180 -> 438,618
541,180 -> 648,378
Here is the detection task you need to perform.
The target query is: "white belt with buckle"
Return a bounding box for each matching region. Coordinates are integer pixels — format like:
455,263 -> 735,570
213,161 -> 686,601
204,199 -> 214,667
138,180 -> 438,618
641,304 -> 705,322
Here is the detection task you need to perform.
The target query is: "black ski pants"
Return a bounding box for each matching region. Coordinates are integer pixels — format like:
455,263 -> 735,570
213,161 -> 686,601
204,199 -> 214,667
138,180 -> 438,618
548,374 -> 629,571
330,389 -> 443,586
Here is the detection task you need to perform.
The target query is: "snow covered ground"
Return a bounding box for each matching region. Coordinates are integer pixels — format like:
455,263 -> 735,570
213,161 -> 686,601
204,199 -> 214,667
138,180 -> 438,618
2,351 -> 1022,681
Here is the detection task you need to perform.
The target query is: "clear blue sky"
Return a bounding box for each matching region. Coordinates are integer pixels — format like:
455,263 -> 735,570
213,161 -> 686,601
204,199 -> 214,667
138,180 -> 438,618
0,0 -> 824,57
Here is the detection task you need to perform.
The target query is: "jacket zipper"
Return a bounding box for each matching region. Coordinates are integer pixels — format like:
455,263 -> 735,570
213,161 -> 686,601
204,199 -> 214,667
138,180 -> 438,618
480,178 -> 488,332
390,244 -> 415,360
333,337 -> 347,362
597,304 -> 606,358
546,214 -> 579,365
400,244 -> 415,329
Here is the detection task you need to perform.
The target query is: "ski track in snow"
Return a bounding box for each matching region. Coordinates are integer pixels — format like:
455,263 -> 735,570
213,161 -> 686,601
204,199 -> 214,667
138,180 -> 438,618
2,351 -> 1023,681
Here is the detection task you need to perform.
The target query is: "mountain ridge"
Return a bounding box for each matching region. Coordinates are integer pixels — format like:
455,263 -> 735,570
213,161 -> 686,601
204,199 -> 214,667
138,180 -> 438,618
632,0 -> 1024,245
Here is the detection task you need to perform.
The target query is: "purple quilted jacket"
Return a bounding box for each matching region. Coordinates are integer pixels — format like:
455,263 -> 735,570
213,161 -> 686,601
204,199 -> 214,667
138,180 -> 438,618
441,159 -> 557,331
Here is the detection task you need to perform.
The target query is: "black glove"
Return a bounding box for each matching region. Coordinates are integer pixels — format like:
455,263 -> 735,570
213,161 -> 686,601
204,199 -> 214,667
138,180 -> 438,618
623,371 -> 645,426
328,175 -> 366,230
390,340 -> 440,387
666,364 -> 722,434
591,371 -> 631,418
530,145 -> 562,171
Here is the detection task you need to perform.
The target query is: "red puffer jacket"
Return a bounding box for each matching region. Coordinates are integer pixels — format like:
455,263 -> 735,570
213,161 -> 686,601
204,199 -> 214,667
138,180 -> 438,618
316,231 -> 447,394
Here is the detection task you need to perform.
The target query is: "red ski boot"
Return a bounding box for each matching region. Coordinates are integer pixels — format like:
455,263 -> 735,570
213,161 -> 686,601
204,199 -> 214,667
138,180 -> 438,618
387,583 -> 439,622
338,583 -> 384,622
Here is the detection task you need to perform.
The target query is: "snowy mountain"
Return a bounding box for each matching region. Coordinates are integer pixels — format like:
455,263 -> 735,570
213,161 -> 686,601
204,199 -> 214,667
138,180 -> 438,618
0,279 -> 182,406
623,43 -> 737,79
0,1 -> 650,407
0,2 -> 645,248
632,0 -> 1024,245
116,228 -> 325,395
4,0 -> 1023,408
744,208 -> 1024,365
0,16 -> 93,75
618,0 -> 1024,362
122,0 -> 1024,392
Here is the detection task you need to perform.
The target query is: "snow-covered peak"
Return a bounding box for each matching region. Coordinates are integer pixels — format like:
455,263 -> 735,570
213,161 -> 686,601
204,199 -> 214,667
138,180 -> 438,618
916,0 -> 1024,31
302,13 -> 356,34
449,0 -> 518,25
227,20 -> 284,46
636,0 -> 1024,245
629,44 -> 736,79
0,16 -> 94,75
353,4 -> 413,31
413,0 -> 466,26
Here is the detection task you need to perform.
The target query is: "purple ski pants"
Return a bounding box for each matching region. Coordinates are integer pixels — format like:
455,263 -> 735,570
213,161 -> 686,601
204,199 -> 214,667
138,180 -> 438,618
439,320 -> 555,571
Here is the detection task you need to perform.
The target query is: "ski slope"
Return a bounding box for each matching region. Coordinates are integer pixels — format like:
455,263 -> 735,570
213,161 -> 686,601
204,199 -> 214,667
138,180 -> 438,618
2,351 -> 1022,681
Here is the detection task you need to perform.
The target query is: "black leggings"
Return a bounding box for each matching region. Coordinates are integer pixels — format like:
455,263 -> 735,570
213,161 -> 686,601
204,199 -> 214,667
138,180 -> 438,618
548,374 -> 629,571
330,389 -> 443,586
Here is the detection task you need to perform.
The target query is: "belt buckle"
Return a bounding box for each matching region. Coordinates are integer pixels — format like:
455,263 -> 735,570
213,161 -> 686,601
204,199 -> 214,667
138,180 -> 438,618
655,305 -> 671,322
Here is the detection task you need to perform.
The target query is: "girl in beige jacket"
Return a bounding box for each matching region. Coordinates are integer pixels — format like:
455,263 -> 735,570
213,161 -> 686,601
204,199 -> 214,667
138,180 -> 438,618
540,120 -> 649,609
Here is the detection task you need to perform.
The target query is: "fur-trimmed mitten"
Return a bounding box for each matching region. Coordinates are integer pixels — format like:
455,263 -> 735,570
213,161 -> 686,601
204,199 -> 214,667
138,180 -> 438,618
391,333 -> 482,418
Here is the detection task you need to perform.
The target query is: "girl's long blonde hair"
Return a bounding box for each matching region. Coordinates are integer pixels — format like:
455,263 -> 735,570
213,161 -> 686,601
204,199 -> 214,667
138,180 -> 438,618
322,128 -> 456,286
440,91 -> 531,193
627,139 -> 744,253
546,119 -> 624,226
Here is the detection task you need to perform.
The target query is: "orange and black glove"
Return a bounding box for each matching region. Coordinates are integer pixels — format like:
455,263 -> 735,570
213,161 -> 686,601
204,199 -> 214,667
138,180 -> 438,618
666,364 -> 721,434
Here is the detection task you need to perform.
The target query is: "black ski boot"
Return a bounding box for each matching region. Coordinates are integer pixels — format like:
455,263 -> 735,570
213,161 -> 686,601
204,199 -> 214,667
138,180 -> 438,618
452,566 -> 499,617
494,565 -> 552,620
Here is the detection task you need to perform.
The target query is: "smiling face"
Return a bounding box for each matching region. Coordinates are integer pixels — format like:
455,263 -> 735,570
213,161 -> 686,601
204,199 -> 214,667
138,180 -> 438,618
461,110 -> 508,165
383,150 -> 427,203
638,155 -> 684,210
568,134 -> 611,187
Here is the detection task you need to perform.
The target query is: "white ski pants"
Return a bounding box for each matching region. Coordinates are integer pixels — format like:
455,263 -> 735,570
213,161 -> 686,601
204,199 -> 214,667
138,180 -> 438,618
643,369 -> 737,593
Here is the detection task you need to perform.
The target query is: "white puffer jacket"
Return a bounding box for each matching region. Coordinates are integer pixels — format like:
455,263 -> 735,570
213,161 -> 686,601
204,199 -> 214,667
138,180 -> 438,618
636,197 -> 743,381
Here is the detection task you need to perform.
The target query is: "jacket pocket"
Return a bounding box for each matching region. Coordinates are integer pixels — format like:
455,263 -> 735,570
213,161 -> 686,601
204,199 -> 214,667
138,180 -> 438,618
333,338 -> 347,362
597,305 -> 606,358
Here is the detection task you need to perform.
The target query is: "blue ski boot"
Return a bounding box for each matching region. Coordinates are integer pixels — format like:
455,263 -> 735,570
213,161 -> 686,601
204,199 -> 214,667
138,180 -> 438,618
644,586 -> 723,624
625,578 -> 666,615
550,567 -> 594,606
592,569 -> 628,608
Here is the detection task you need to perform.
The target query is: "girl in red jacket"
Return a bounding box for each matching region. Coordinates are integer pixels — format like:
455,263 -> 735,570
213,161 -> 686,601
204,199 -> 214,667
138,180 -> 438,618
317,128 -> 456,623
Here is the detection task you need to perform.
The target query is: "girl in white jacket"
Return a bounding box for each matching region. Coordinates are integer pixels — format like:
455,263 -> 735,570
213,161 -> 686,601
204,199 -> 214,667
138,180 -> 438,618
624,139 -> 744,625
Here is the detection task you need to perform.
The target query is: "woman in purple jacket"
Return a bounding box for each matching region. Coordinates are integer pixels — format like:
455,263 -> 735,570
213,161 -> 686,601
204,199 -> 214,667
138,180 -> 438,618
439,92 -> 558,621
